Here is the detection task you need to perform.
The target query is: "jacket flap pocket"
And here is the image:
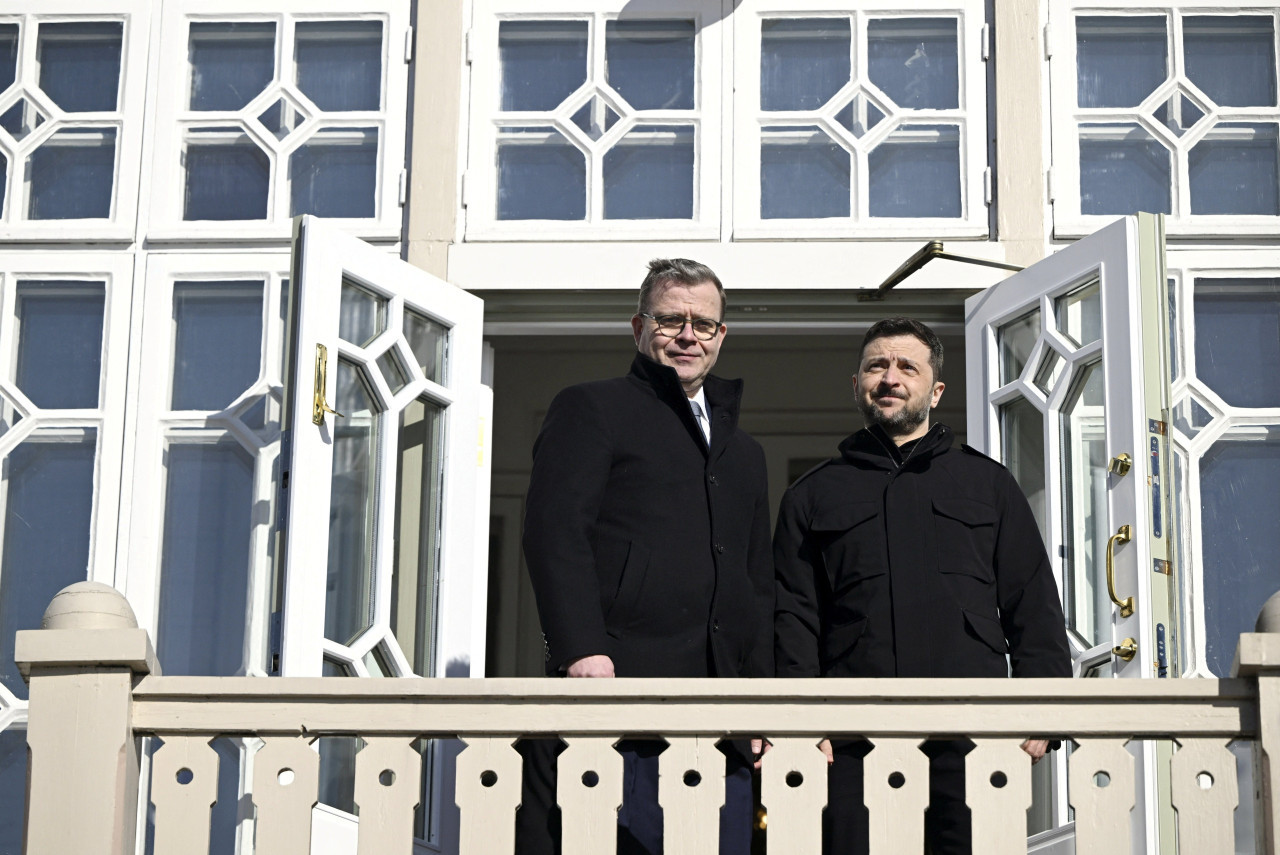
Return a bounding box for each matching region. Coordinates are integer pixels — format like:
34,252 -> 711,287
811,501 -> 879,532
962,609 -> 1008,655
932,497 -> 998,527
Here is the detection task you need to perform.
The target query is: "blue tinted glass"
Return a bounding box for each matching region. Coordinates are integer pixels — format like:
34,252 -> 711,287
605,20 -> 694,110
1185,16 -> 1276,108
761,128 -> 849,218
172,283 -> 264,411
158,442 -> 253,676
869,125 -> 961,217
1189,123 -> 1280,216
603,125 -> 692,219
38,21 -> 123,112
760,18 -> 850,111
499,21 -> 587,111
0,24 -> 19,92
496,129 -> 585,220
289,128 -> 377,217
867,18 -> 958,109
1079,125 -> 1171,215
1201,437 -> 1280,677
1193,278 -> 1280,408
1076,16 -> 1167,108
27,128 -> 116,219
184,137 -> 270,220
15,282 -> 104,409
296,21 -> 382,111
0,436 -> 96,697
0,728 -> 25,855
188,22 -> 275,111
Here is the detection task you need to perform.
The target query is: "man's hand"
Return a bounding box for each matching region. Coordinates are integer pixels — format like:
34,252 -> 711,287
1020,738 -> 1050,764
565,654 -> 615,678
818,738 -> 834,765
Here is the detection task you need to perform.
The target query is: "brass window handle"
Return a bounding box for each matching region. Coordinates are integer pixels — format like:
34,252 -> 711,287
312,343 -> 344,425
1105,524 -> 1134,618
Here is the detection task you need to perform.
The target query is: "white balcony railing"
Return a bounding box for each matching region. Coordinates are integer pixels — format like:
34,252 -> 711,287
16,582 -> 1280,855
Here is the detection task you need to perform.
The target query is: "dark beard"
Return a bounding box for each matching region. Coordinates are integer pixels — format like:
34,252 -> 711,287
858,390 -> 931,437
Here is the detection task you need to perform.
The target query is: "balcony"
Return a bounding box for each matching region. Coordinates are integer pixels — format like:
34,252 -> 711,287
15,582 -> 1280,854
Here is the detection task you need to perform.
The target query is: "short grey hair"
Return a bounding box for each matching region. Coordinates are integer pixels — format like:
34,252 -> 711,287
637,258 -> 726,318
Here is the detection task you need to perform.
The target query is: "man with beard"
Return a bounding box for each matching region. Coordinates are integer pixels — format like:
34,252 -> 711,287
772,317 -> 1070,855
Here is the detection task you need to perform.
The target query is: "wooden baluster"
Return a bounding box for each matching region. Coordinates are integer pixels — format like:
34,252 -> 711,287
1069,738 -> 1136,855
964,739 -> 1033,855
658,736 -> 725,855
1170,737 -> 1239,855
760,738 -> 827,855
455,736 -> 523,855
864,738 -> 930,855
354,737 -> 422,855
557,737 -> 624,855
252,735 -> 320,855
151,735 -> 220,854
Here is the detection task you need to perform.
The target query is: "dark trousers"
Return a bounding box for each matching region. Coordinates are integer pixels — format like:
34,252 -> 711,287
824,739 -> 973,855
515,739 -> 754,855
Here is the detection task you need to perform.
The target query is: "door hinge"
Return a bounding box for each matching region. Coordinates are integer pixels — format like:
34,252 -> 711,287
465,29 -> 473,64
981,23 -> 990,61
983,167 -> 993,206
461,170 -> 470,208
1045,167 -> 1054,203
398,168 -> 408,206
404,26 -> 414,63
1043,23 -> 1052,60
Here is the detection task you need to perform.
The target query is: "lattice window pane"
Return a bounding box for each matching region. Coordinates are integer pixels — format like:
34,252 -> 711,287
26,127 -> 117,220
1193,278 -> 1280,408
1188,123 -> 1280,216
1184,16 -> 1276,108
14,282 -> 105,409
183,132 -> 270,221
499,21 -> 588,111
602,125 -> 693,219
171,282 -> 264,411
295,21 -> 383,111
761,19 -> 850,112
188,22 -> 276,111
867,18 -> 958,110
37,21 -> 123,113
605,20 -> 694,110
496,128 -> 586,220
1079,123 -> 1171,215
289,127 -> 379,218
761,126 -> 850,219
1076,16 -> 1167,108
868,124 -> 961,218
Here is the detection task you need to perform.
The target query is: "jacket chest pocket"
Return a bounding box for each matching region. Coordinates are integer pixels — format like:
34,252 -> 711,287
932,498 -> 998,587
812,501 -> 885,593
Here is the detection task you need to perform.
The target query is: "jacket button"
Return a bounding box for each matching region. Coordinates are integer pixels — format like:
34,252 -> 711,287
708,474 -> 718,485
715,544 -> 725,554
712,621 -> 720,632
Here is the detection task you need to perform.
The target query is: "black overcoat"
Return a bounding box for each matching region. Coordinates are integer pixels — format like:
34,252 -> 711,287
523,353 -> 773,678
774,423 -> 1071,680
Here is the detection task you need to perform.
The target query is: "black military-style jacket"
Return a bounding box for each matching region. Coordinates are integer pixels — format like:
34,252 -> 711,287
774,423 -> 1071,680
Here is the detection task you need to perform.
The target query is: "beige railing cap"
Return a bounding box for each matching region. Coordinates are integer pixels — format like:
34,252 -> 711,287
15,582 -> 159,681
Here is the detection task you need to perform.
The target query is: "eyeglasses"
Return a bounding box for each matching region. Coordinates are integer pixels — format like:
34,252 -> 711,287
639,313 -> 723,341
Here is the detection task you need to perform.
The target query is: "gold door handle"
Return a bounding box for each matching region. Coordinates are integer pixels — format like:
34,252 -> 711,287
312,343 -> 344,425
1113,638 -> 1138,662
1105,524 -> 1134,618
1108,453 -> 1133,477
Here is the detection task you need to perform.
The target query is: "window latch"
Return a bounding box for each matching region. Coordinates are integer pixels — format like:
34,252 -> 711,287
312,343 -> 344,425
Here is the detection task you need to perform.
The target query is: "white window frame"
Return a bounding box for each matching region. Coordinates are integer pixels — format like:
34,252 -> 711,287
118,252 -> 291,679
146,0 -> 409,243
1048,2 -> 1280,238
464,0 -> 723,241
732,0 -> 989,239
0,1 -> 150,242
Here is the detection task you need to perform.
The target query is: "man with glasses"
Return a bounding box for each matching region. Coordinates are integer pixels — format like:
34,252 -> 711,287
519,258 -> 772,855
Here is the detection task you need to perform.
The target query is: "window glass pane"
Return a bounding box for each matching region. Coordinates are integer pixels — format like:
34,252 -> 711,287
605,20 -> 694,111
760,18 -> 850,111
1000,396 -> 1047,541
184,131 -> 270,220
171,282 -> 264,411
27,127 -> 117,219
499,21 -> 587,112
326,360 -> 379,646
318,736 -> 362,815
760,126 -> 849,219
1056,280 -> 1101,348
1201,435 -> 1280,677
1193,278 -> 1280,408
37,21 -> 123,113
1076,16 -> 1167,108
998,308 -> 1039,386
376,348 -> 409,393
0,99 -> 41,142
390,397 -> 445,677
867,18 -> 958,110
834,94 -> 885,138
868,125 -> 960,218
0,434 -> 96,698
0,23 -> 17,92
188,22 -> 276,111
569,96 -> 620,141
1033,348 -> 1065,394
157,442 -> 254,676
1188,123 -> 1280,216
1060,362 -> 1108,648
603,125 -> 693,219
290,127 -> 378,218
403,310 -> 446,385
295,21 -> 382,112
14,282 -> 104,409
1079,123 -> 1171,215
1184,16 -> 1276,108
496,127 -> 585,220
0,728 -> 26,855
340,281 -> 386,348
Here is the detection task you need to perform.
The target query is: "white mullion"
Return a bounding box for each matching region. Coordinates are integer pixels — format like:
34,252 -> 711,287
1169,11 -> 1188,219
241,438 -> 279,677
275,15 -> 295,222
588,12 -> 606,222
